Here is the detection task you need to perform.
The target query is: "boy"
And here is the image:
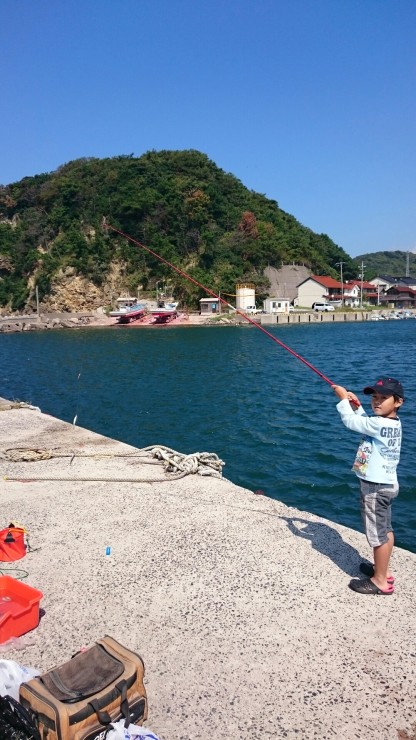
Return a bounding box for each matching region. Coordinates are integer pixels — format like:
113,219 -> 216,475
332,377 -> 404,596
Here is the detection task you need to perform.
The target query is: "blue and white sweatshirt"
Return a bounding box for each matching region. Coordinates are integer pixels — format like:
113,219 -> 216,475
336,399 -> 402,485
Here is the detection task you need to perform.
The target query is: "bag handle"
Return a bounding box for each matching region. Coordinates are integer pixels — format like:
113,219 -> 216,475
89,679 -> 131,729
116,680 -> 130,728
88,700 -> 112,727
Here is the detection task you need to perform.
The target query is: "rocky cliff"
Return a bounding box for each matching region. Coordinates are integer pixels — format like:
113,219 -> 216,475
38,262 -> 128,312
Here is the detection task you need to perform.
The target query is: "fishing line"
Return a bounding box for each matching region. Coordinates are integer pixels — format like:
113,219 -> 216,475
72,329 -> 90,426
73,371 -> 81,426
105,223 -> 338,389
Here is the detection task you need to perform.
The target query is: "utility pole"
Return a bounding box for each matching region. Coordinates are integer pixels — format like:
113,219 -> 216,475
36,285 -> 40,320
359,261 -> 366,308
335,262 -> 344,306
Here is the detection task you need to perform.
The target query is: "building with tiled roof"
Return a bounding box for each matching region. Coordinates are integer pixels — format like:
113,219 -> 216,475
370,274 -> 416,292
381,285 -> 416,308
295,276 -> 342,308
296,275 -> 379,308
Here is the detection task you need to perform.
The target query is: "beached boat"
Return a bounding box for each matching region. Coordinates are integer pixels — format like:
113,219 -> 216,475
150,301 -> 179,324
110,297 -> 147,324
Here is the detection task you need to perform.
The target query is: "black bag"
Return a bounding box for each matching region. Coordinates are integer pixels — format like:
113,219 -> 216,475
0,694 -> 41,740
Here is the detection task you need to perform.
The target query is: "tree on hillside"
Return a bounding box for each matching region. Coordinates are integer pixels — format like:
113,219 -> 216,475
0,150 -> 356,310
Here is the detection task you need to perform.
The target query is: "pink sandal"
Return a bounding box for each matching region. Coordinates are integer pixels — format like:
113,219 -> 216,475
359,562 -> 394,584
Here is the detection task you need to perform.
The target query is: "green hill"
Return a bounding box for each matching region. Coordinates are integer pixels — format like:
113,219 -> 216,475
353,251 -> 416,280
0,150 -> 357,311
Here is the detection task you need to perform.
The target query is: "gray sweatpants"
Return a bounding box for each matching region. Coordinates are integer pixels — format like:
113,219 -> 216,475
359,479 -> 399,547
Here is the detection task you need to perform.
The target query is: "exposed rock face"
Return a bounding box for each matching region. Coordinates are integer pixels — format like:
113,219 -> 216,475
264,265 -> 311,303
39,261 -> 127,312
41,274 -> 104,312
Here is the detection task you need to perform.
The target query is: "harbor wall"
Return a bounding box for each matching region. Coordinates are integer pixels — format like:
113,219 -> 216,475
259,310 -> 372,325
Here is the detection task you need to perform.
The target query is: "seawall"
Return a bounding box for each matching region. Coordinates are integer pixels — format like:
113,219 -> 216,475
1,398 -> 415,739
259,310 -> 373,325
2,309 -> 411,333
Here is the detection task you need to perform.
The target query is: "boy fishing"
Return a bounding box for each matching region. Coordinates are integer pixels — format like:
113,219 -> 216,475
332,377 -> 404,596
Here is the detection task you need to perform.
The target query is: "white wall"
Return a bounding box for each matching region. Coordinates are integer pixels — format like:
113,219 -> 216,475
297,280 -> 327,308
236,286 -> 256,310
263,298 -> 290,314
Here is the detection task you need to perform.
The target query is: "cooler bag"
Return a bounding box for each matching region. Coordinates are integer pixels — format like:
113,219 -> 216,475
19,635 -> 147,740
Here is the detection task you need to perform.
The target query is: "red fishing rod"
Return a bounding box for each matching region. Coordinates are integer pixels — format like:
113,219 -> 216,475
105,223 -> 338,389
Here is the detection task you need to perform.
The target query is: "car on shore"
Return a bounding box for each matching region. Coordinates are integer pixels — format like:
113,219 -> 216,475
312,302 -> 335,312
244,305 -> 259,315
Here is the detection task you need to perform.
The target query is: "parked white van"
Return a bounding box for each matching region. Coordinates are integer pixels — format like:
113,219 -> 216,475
244,305 -> 258,314
313,302 -> 335,312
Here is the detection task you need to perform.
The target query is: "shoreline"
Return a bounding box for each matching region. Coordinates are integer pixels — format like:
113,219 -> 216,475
0,310 -> 213,332
1,308 -> 414,333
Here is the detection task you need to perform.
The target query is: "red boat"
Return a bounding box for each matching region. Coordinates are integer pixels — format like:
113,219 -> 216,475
151,302 -> 179,324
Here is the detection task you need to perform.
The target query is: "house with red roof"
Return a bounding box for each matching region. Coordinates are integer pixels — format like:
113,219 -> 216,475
381,285 -> 416,308
296,276 -> 380,308
344,280 -> 379,306
296,276 -> 342,308
368,275 -> 416,307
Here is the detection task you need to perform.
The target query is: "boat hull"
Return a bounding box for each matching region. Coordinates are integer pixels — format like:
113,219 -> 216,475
151,310 -> 178,324
109,305 -> 146,323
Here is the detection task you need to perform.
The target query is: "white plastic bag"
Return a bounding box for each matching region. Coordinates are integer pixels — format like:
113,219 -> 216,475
103,719 -> 161,740
0,659 -> 40,701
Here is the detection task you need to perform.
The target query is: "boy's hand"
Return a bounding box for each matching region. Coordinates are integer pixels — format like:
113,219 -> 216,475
332,385 -> 348,400
346,391 -> 360,407
332,385 -> 361,408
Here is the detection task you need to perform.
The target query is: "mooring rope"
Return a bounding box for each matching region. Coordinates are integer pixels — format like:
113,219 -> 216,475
142,445 -> 224,477
1,448 -> 55,462
0,448 -> 159,463
0,402 -> 41,413
2,445 -> 225,482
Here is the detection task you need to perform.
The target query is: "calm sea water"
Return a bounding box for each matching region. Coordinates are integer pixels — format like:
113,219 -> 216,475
1,321 -> 415,552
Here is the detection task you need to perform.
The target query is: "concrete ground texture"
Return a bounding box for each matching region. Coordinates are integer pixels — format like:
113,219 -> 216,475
1,399 -> 415,739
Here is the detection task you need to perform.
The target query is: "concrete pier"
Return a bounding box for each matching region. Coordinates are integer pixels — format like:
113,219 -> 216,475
1,399 -> 415,739
259,310 -> 373,325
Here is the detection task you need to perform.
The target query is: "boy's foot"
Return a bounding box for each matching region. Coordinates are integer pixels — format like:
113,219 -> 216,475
359,562 -> 395,584
349,578 -> 394,595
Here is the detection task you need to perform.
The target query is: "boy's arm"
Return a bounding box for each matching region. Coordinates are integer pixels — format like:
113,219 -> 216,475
333,385 -> 382,435
332,385 -> 364,413
331,384 -> 386,437
336,399 -> 381,435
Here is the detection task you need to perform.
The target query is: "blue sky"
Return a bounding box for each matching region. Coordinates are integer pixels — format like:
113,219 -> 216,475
1,0 -> 415,258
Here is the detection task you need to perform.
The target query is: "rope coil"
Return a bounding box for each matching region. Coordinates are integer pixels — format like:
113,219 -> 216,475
143,446 -> 224,478
2,445 -> 225,481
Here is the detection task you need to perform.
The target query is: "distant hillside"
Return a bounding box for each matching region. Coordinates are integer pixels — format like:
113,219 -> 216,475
353,250 -> 416,280
0,150 -> 357,311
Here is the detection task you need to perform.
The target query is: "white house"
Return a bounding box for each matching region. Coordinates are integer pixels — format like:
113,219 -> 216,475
263,297 -> 291,314
296,276 -> 341,308
370,275 -> 416,292
296,275 -> 378,307
369,275 -> 397,292
342,282 -> 360,307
